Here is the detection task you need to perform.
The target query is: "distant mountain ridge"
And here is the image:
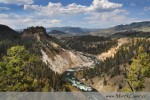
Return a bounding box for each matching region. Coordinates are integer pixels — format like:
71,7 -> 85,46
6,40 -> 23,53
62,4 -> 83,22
9,21 -> 150,37
90,21 -> 150,36
114,21 -> 150,31
48,30 -> 67,34
46,27 -> 97,35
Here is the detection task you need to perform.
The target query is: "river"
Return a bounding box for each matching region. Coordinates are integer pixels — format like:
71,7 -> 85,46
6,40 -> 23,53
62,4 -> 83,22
62,57 -> 101,92
62,66 -> 107,100
62,67 -> 97,92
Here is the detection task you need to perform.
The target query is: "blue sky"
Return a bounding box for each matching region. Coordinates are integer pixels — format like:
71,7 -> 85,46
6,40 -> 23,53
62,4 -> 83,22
0,0 -> 150,29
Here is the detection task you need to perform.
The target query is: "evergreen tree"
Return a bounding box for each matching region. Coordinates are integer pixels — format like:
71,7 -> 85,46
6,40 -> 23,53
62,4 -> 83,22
123,46 -> 150,92
0,46 -> 38,91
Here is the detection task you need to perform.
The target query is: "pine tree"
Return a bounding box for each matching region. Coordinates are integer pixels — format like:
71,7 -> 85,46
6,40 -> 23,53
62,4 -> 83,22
123,46 -> 150,92
0,46 -> 38,91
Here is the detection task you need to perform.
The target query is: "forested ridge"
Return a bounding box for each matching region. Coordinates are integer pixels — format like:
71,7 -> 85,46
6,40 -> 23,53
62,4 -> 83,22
81,38 -> 150,77
63,35 -> 117,55
111,31 -> 150,38
77,38 -> 150,91
0,25 -> 62,91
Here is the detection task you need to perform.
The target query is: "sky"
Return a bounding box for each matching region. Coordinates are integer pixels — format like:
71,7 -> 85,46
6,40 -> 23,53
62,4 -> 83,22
0,0 -> 150,29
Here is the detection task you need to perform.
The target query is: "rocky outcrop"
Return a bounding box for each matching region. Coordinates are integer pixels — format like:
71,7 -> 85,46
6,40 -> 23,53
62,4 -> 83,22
21,26 -> 48,41
41,47 -> 94,74
22,26 -> 94,74
23,26 -> 47,35
98,38 -> 129,61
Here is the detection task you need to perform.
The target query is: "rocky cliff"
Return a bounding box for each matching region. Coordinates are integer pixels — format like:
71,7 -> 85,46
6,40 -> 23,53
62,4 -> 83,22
22,26 -> 94,74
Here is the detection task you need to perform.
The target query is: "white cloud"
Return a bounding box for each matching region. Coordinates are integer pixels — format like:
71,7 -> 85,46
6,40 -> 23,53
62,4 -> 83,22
89,0 -> 122,12
1,0 -> 139,29
144,7 -> 150,11
0,0 -> 34,5
24,2 -> 88,16
24,0 -> 128,27
0,7 -> 10,10
51,19 -> 61,24
22,0 -> 126,28
0,14 -> 62,29
84,9 -> 132,27
24,0 -> 123,15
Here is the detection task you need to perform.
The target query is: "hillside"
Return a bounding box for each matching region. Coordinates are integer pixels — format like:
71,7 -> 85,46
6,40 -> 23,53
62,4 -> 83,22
62,35 -> 117,55
22,26 -> 94,74
97,38 -> 129,61
0,24 -> 20,39
91,21 -> 150,36
0,24 -> 18,34
47,27 -> 96,35
75,38 -> 150,92
48,30 -> 67,34
110,31 -> 150,38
